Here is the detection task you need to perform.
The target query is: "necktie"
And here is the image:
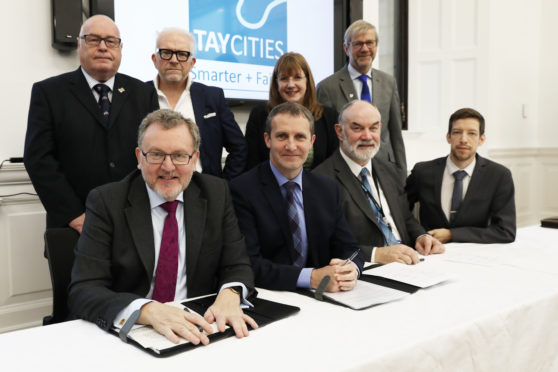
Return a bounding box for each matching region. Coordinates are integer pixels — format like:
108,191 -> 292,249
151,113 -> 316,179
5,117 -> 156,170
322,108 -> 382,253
152,201 -> 179,303
285,182 -> 304,267
358,74 -> 371,102
450,170 -> 467,224
359,168 -> 398,246
93,83 -> 111,125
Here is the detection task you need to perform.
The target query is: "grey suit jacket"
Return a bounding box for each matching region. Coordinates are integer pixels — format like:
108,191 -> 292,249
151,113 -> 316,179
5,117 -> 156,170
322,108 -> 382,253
406,155 -> 516,243
314,151 -> 425,261
68,170 -> 253,331
316,65 -> 407,183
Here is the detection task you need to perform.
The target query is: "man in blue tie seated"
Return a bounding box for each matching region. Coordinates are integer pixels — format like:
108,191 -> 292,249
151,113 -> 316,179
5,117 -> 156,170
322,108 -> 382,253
314,101 -> 444,264
406,108 -> 516,243
229,102 -> 364,292
68,109 -> 257,345
316,20 -> 407,183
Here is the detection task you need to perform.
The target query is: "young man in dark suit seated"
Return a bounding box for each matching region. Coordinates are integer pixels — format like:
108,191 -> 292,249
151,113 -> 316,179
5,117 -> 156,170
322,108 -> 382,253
314,101 -> 444,264
230,102 -> 364,292
406,108 -> 516,243
68,109 -> 257,345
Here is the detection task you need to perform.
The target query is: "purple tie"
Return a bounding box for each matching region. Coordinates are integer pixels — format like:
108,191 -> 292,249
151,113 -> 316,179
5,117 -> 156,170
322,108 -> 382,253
152,201 -> 179,303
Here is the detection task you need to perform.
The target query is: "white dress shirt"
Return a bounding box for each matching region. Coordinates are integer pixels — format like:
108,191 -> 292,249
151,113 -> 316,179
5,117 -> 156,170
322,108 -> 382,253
339,149 -> 402,263
347,63 -> 373,101
441,156 -> 476,221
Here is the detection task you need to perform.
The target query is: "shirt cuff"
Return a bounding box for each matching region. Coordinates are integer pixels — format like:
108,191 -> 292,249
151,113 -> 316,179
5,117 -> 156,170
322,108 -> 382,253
296,267 -> 313,289
113,298 -> 152,329
219,282 -> 252,308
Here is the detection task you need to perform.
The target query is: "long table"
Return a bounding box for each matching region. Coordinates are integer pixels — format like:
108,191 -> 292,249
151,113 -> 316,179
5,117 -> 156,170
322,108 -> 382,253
2,226 -> 558,371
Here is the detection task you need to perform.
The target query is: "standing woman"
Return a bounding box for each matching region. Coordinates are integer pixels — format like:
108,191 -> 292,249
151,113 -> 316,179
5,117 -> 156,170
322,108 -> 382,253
244,52 -> 338,171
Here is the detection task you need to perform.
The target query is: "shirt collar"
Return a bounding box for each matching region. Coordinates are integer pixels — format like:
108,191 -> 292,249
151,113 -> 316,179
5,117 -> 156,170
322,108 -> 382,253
81,67 -> 115,91
145,182 -> 184,209
446,155 -> 476,176
154,73 -> 192,94
339,148 -> 372,178
347,63 -> 372,81
269,160 -> 303,190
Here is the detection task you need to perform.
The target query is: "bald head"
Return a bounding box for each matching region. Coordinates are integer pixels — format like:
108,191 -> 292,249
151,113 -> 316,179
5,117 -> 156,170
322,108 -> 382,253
78,15 -> 122,82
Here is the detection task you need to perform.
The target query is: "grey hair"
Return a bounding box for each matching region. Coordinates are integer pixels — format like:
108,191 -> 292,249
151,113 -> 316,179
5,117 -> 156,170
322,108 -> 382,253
155,27 -> 196,56
344,20 -> 378,46
137,109 -> 201,152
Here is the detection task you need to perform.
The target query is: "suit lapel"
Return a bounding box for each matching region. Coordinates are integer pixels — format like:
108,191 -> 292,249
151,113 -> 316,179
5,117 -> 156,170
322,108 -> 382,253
259,163 -> 296,263
108,74 -> 129,128
189,83 -> 205,126
301,172 -> 326,267
458,155 -> 485,219
333,152 -> 378,225
124,173 -> 156,282
339,66 -> 358,103
68,68 -> 107,128
183,178 -> 206,285
433,158 -> 450,224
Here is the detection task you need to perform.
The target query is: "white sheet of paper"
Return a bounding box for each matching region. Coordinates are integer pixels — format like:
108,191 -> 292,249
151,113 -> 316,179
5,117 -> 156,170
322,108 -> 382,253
364,262 -> 452,288
316,280 -> 409,310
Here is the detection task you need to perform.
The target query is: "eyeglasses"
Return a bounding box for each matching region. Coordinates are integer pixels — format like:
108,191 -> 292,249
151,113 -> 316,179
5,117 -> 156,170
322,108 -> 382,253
141,151 -> 193,165
350,40 -> 377,50
80,34 -> 122,48
157,49 -> 191,62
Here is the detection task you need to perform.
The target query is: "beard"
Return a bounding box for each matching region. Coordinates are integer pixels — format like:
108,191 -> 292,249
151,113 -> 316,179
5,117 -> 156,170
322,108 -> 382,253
342,130 -> 380,164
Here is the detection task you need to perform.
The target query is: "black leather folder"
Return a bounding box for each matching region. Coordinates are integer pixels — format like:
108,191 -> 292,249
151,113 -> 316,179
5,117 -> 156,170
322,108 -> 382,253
541,217 -> 558,229
116,294 -> 300,357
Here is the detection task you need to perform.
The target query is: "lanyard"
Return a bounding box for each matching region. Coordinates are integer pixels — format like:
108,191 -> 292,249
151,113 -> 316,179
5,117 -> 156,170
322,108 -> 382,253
360,171 -> 385,218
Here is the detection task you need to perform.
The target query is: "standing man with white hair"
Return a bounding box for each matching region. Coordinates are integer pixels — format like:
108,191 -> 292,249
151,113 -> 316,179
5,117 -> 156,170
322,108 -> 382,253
317,20 -> 407,183
24,15 -> 158,236
149,28 -> 247,180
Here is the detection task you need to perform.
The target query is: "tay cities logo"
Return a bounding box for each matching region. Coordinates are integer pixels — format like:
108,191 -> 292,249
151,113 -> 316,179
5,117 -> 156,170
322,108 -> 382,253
189,0 -> 287,66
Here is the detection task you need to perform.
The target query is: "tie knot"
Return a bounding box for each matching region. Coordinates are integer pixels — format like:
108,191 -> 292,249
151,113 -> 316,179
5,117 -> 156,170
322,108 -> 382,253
93,83 -> 110,95
284,181 -> 297,194
161,200 -> 179,215
359,168 -> 369,179
453,170 -> 467,181
358,74 -> 368,84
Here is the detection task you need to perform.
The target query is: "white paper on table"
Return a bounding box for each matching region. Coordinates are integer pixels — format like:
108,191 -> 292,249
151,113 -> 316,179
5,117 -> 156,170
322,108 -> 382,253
314,280 -> 409,310
364,262 -> 452,288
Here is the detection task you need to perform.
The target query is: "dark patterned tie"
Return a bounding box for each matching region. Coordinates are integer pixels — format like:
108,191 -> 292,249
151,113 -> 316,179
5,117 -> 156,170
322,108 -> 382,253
358,74 -> 371,102
360,168 -> 399,246
93,83 -> 111,125
285,182 -> 304,267
152,201 -> 179,303
450,170 -> 467,224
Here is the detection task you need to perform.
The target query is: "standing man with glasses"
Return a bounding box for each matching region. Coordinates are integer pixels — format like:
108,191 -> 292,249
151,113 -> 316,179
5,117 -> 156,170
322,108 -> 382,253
69,109 -> 257,344
149,28 -> 246,180
24,15 -> 158,237
317,20 -> 407,184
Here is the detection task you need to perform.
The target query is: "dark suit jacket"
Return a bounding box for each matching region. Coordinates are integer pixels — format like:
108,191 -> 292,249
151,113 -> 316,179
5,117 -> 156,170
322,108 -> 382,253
316,65 -> 407,182
229,162 -> 364,291
68,170 -> 253,330
405,155 -> 516,243
314,151 -> 425,261
148,80 -> 247,180
244,103 -> 339,171
24,68 -> 158,228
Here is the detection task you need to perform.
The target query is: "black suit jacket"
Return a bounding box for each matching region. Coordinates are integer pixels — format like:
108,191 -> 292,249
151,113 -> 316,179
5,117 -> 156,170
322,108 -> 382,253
24,68 -> 158,228
68,170 -> 253,330
405,155 -> 516,243
244,103 -> 338,171
229,162 -> 364,291
314,151 -> 425,261
148,80 -> 247,180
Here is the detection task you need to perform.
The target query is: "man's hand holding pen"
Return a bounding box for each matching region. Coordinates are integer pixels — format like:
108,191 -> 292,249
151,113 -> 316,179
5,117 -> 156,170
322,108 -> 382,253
310,249 -> 360,292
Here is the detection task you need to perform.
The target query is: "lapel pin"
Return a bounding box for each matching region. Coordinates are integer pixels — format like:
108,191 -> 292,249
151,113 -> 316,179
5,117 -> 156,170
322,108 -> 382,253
349,93 -> 354,98
118,87 -> 125,93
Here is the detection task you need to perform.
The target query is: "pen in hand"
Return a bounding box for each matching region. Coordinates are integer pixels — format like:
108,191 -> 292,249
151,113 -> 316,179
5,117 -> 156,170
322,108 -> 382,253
343,248 -> 360,266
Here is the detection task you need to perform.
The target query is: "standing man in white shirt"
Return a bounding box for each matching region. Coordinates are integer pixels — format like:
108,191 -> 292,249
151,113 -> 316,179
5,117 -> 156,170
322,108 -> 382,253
317,20 -> 407,183
149,28 -> 247,180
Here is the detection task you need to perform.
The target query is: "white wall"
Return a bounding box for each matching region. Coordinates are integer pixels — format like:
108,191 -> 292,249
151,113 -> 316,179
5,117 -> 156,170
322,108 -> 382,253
0,1 -> 79,162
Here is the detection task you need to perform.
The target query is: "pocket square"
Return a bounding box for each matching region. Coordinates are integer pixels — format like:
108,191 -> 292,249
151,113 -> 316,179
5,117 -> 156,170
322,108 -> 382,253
203,112 -> 217,119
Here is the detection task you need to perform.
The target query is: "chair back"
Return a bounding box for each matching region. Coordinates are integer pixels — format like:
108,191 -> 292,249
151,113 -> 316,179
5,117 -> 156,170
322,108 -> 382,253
43,228 -> 79,325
